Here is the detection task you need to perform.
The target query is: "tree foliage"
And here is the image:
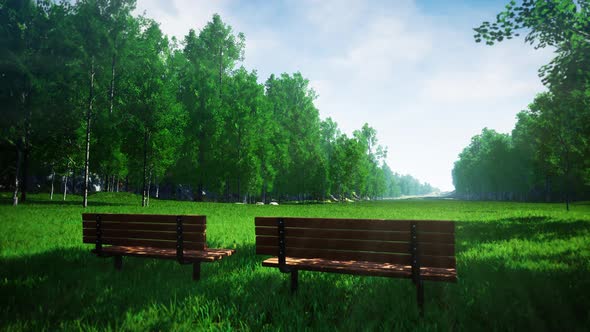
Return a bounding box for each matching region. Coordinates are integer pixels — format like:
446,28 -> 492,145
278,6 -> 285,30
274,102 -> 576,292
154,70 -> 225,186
0,2 -> 437,205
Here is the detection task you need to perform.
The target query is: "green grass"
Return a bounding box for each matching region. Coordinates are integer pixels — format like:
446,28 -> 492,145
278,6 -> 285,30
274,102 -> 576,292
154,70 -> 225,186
1,192 -> 589,331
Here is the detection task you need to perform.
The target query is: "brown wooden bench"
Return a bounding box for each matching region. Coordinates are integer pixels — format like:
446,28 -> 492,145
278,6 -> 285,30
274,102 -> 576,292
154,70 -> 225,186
255,217 -> 456,314
82,213 -> 234,280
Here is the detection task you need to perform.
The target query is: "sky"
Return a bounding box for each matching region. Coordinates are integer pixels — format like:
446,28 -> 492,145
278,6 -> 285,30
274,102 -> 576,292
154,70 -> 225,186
134,0 -> 555,192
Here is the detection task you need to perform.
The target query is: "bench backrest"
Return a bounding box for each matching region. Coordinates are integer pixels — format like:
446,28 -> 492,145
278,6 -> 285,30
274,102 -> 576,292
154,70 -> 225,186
82,213 -> 206,250
255,217 -> 455,269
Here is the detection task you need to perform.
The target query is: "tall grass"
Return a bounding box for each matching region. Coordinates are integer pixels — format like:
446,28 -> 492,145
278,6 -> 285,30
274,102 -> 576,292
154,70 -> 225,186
1,192 -> 589,331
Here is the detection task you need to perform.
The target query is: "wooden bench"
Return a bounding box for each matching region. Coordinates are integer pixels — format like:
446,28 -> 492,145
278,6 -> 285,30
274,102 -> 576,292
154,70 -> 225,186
255,217 -> 456,313
82,213 -> 234,280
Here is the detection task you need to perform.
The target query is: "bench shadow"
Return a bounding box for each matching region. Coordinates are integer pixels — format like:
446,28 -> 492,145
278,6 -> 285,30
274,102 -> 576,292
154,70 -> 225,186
222,243 -> 455,330
453,255 -> 590,331
0,246 -> 245,330
2,218 -> 588,331
453,217 -> 590,330
458,217 -> 587,244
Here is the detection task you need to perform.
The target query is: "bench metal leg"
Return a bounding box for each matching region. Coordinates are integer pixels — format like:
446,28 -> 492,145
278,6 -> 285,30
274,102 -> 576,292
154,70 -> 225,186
290,270 -> 298,293
416,279 -> 424,316
114,256 -> 122,270
193,262 -> 201,281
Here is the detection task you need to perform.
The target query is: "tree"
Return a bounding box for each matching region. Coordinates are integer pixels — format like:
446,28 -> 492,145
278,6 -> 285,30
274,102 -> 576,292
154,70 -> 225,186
265,72 -> 322,201
319,117 -> 341,199
0,0 -> 55,205
219,67 -> 265,202
121,18 -> 186,206
526,92 -> 589,209
178,14 -> 245,201
70,0 -> 114,207
472,0 -> 590,206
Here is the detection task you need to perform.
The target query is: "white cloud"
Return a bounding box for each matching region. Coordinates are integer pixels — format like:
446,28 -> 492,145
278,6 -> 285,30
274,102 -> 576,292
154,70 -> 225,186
135,0 -> 229,40
331,17 -> 432,81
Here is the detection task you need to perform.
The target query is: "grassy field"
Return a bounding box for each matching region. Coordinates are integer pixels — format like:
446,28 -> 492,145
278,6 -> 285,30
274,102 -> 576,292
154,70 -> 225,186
1,192 -> 589,331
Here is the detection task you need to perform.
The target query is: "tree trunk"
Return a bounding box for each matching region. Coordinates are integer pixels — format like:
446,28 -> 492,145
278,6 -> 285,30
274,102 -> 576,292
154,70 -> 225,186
301,168 -> 305,204
545,175 -> 551,203
142,129 -> 148,207
261,178 -> 267,204
196,138 -> 205,202
63,173 -> 68,201
565,165 -> 571,212
109,51 -> 116,114
50,167 -> 55,200
155,182 -> 159,199
20,90 -> 31,203
237,174 -> 241,203
219,45 -> 223,99
146,168 -> 152,207
13,141 -> 22,206
83,57 -> 95,208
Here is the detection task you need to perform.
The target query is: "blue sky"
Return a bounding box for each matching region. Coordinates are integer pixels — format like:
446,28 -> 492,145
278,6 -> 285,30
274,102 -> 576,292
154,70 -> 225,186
135,0 -> 554,191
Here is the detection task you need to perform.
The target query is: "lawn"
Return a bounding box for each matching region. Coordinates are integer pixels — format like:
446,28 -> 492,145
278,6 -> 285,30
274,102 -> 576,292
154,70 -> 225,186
1,192 -> 589,331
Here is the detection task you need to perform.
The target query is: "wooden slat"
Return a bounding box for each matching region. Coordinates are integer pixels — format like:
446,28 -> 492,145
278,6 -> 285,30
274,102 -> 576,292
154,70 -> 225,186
255,227 -> 454,244
93,246 -> 234,262
83,236 -> 205,250
255,236 -> 454,257
261,257 -> 457,282
82,213 -> 205,225
255,217 -> 454,233
83,221 -> 205,233
256,246 -> 454,268
82,228 -> 206,242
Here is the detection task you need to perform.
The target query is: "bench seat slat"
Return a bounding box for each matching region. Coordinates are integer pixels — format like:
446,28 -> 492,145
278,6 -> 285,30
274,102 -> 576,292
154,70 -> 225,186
255,217 -> 454,233
92,246 -> 234,262
255,227 -> 454,244
83,221 -> 205,232
255,236 -> 454,257
256,245 -> 455,268
82,213 -> 205,225
83,236 -> 205,250
83,228 -> 205,242
262,257 -> 457,282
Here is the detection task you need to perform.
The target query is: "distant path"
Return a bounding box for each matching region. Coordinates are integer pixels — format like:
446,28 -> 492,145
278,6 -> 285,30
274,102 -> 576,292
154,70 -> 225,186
386,192 -> 455,200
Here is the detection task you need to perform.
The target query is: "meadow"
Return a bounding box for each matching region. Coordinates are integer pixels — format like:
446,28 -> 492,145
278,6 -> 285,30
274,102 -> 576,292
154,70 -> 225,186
1,192 -> 589,331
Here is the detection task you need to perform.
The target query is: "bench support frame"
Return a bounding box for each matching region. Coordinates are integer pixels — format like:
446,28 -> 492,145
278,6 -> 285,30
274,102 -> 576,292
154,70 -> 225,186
95,214 -> 102,254
176,216 -> 184,264
277,218 -> 292,273
193,262 -> 201,280
277,218 -> 300,292
410,222 -> 424,316
114,255 -> 122,270
290,270 -> 298,293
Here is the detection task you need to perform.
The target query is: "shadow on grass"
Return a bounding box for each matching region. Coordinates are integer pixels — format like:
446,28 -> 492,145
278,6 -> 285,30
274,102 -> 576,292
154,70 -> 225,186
454,255 -> 590,331
0,244 -> 449,330
2,223 -> 589,330
458,217 -> 588,243
0,246 -> 245,330
453,217 -> 590,330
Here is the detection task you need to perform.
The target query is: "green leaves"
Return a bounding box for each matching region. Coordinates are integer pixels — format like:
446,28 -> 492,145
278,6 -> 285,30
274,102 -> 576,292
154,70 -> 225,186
2,4 -> 405,203
466,1 -> 590,203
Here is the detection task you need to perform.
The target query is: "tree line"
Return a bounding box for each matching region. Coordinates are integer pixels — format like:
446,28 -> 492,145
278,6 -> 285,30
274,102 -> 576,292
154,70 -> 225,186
453,0 -> 590,208
1,0 -> 437,206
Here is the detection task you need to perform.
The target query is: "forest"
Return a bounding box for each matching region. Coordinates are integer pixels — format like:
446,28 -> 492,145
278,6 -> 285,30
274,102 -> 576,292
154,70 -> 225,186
1,0 -> 436,207
453,0 -> 590,206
